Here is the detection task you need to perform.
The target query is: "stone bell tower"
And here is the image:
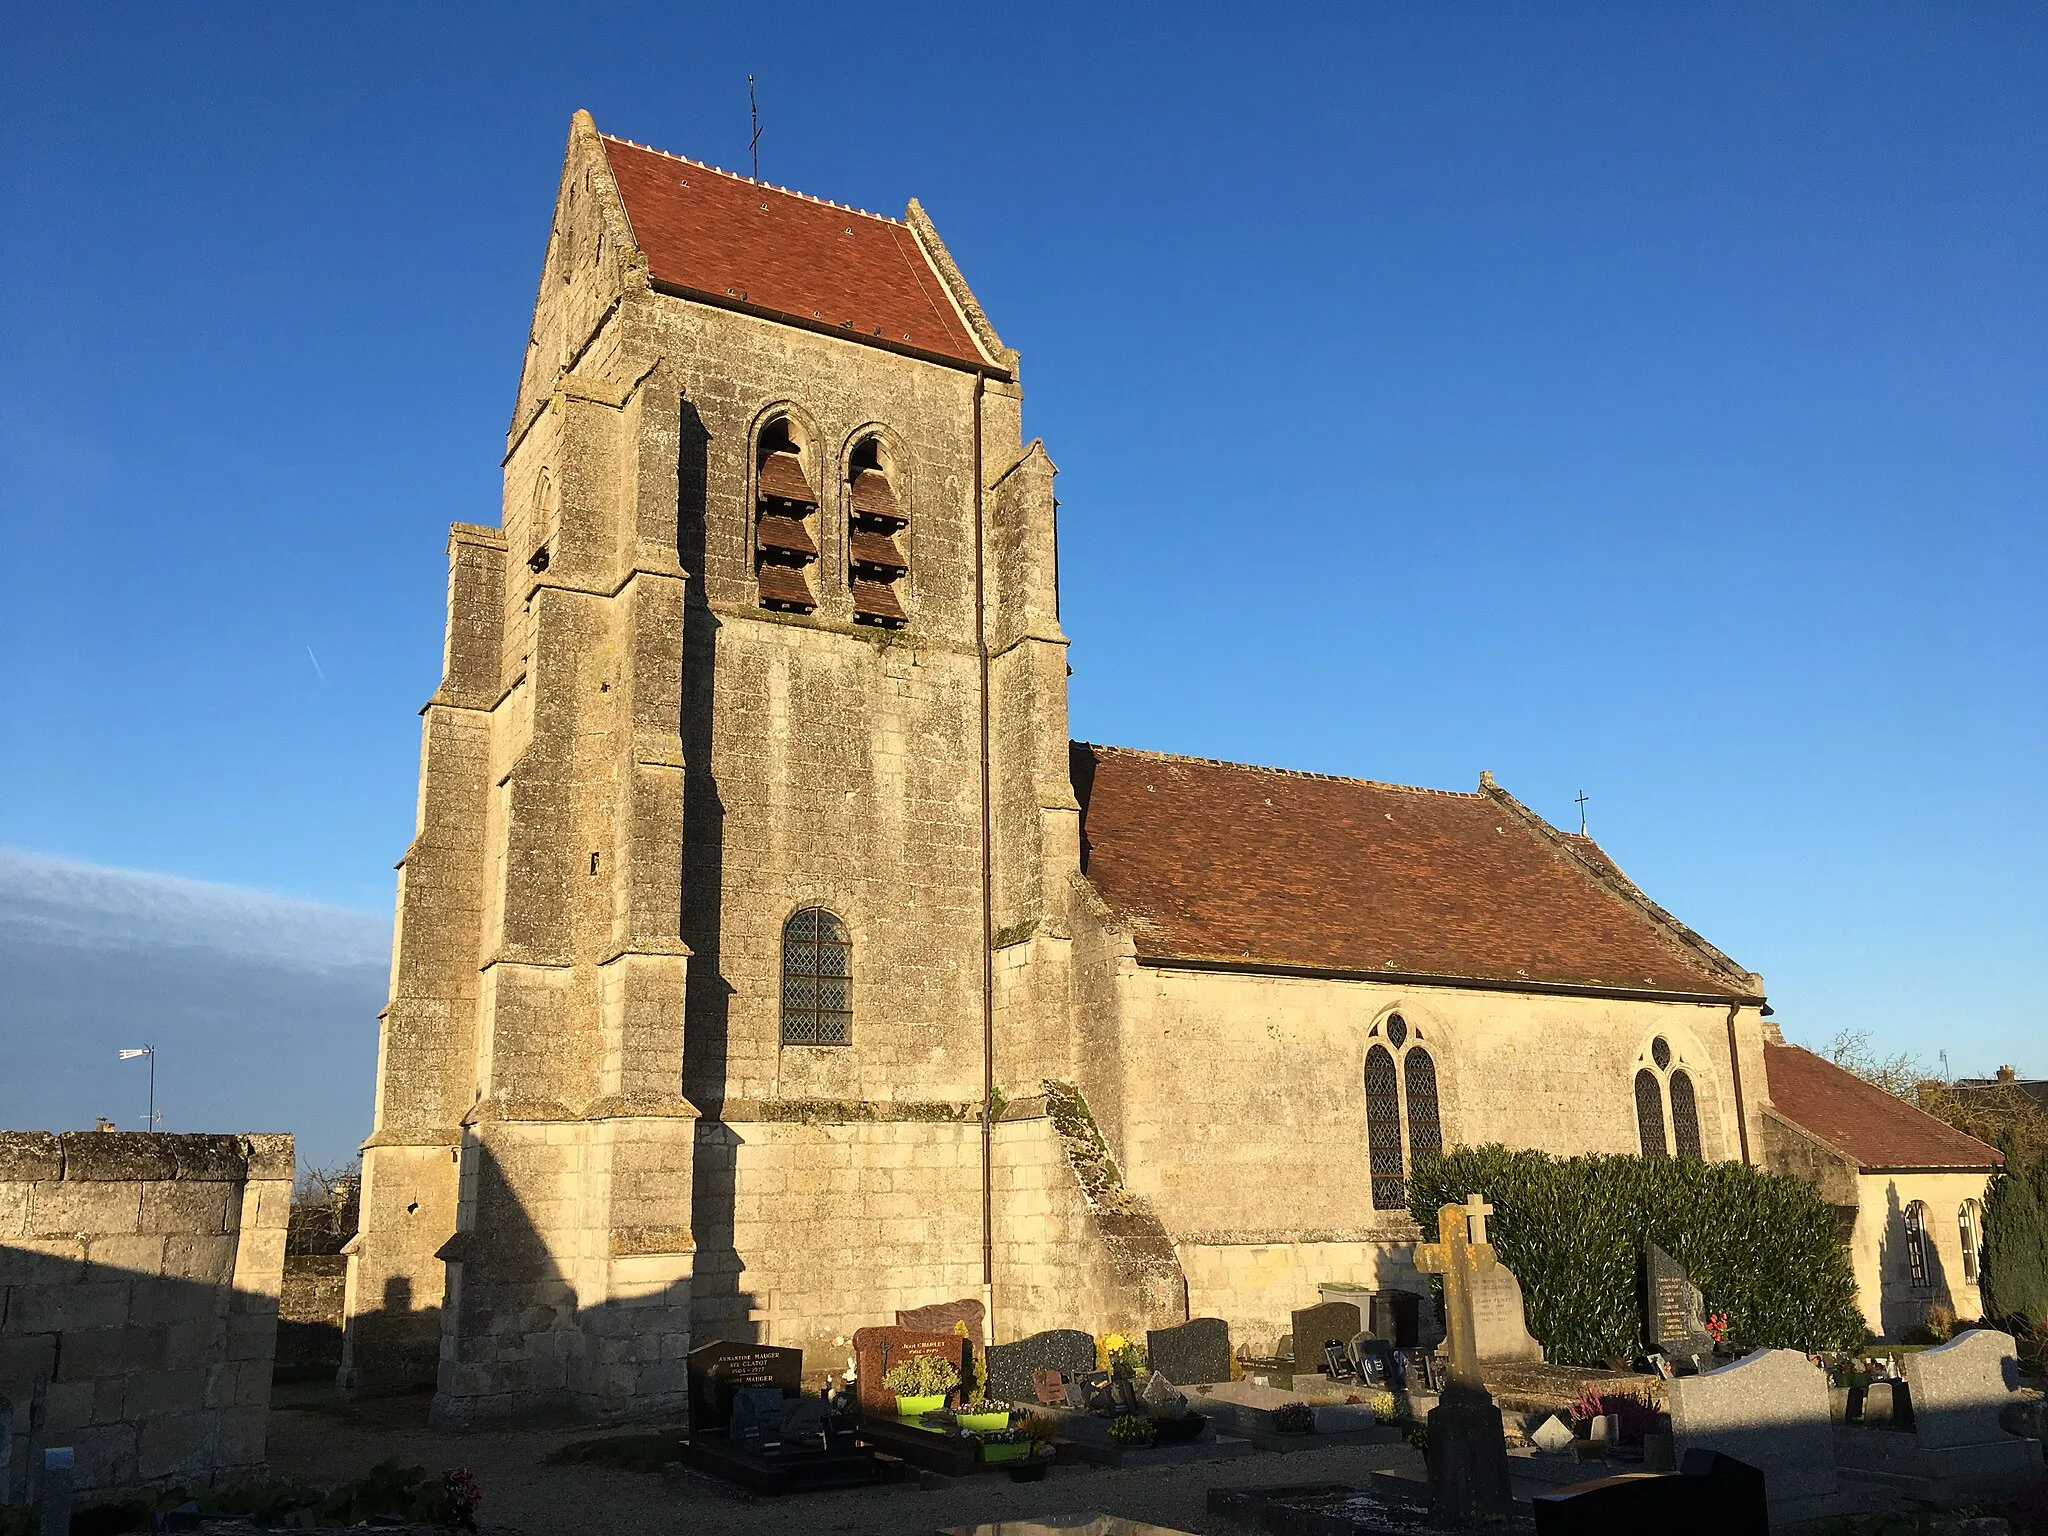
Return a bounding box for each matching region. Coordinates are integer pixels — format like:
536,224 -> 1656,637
341,111 -> 1081,1423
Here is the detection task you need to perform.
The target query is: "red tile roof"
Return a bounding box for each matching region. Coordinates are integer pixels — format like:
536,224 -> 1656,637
599,135 -> 992,370
1072,744 -> 1755,999
1765,1044 -> 2003,1171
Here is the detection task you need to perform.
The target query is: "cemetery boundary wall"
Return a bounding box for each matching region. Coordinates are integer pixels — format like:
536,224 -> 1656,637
0,1131 -> 293,1505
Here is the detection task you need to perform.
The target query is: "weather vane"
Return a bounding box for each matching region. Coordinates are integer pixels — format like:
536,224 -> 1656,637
748,75 -> 761,181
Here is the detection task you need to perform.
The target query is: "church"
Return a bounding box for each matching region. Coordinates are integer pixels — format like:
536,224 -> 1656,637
339,112 -> 1988,1425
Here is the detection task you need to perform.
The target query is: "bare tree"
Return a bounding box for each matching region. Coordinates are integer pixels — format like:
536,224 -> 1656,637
1822,1029 -> 1930,1101
289,1159 -> 362,1256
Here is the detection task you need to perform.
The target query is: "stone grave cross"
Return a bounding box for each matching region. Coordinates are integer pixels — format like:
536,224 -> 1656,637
1413,1193 -> 1497,1387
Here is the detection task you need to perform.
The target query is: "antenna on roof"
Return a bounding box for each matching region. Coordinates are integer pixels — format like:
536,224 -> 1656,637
748,75 -> 761,181
1575,790 -> 1589,835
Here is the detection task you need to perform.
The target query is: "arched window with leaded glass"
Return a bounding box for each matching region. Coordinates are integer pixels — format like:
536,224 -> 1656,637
781,907 -> 851,1045
1365,1044 -> 1404,1210
1669,1069 -> 1702,1160
1904,1201 -> 1932,1292
1404,1048 -> 1442,1166
1636,1069 -> 1668,1158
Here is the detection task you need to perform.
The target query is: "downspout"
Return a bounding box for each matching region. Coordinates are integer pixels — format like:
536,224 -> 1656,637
974,374 -> 994,1337
1725,1003 -> 1753,1165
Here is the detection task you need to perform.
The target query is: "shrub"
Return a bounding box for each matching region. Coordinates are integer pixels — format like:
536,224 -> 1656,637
1369,1390 -> 1399,1423
1409,1146 -> 1865,1367
1271,1402 -> 1315,1434
1108,1413 -> 1155,1445
1984,1156 -> 2048,1329
883,1354 -> 960,1398
1565,1383 -> 1665,1444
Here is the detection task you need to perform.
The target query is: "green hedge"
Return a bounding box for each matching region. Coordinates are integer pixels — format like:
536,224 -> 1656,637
1409,1146 -> 1866,1366
1983,1154 -> 2048,1327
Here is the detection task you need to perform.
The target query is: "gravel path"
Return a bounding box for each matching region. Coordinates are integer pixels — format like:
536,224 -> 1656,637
265,1389 -> 1423,1536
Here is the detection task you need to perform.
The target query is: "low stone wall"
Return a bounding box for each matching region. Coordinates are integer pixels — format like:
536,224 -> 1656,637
277,1255 -> 347,1373
0,1131 -> 293,1504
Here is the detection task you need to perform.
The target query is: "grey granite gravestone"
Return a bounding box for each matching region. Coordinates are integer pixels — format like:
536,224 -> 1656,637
1469,1261 -> 1544,1363
1289,1301 -> 1361,1370
1898,1328 -> 2021,1449
984,1328 -> 1097,1404
1642,1242 -> 1716,1362
1669,1348 -> 1836,1503
1146,1317 -> 1232,1385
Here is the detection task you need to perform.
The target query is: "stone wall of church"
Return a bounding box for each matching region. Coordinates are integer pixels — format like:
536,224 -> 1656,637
1179,1241 -> 1433,1359
1850,1169 -> 1992,1342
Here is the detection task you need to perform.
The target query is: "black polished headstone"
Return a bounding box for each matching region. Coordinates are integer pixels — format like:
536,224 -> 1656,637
729,1386 -> 785,1443
1146,1317 -> 1232,1386
1531,1450 -> 1767,1535
1640,1243 -> 1715,1361
983,1328 -> 1097,1404
687,1340 -> 804,1437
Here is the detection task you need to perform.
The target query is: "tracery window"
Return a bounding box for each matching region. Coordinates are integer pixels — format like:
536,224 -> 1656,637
1669,1069 -> 1702,1160
1959,1200 -> 1983,1284
847,437 -> 908,628
756,418 -> 820,613
780,907 -> 851,1045
1904,1201 -> 1932,1292
1635,1069 -> 1669,1159
1365,1045 -> 1404,1211
1634,1036 -> 1705,1161
1364,1013 -> 1446,1211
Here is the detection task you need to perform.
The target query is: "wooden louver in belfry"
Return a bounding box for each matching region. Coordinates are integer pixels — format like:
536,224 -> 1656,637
848,464 -> 908,628
756,449 -> 817,611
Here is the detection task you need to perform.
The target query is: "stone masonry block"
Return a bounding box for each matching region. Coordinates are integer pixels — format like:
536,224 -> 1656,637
7,1280 -> 131,1334
57,1134 -> 177,1182
215,1404 -> 267,1467
0,1235 -> 86,1285
70,1420 -> 140,1492
133,1274 -> 229,1327
41,1379 -> 96,1434
161,1234 -> 237,1285
0,1132 -> 63,1181
85,1233 -> 167,1277
140,1182 -> 234,1236
31,1180 -> 143,1236
0,1180 -> 27,1238
56,1325 -> 164,1380
0,1332 -> 58,1383
138,1409 -> 217,1481
123,1368 -> 211,1420
164,1318 -> 230,1370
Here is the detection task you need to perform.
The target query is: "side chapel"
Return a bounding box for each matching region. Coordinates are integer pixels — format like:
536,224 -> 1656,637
346,113 -> 1856,1424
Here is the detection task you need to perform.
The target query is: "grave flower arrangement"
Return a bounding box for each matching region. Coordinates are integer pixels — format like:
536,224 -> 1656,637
1270,1401 -> 1316,1435
1108,1413 -> 1156,1447
1097,1331 -> 1147,1378
1705,1311 -> 1730,1348
1565,1383 -> 1665,1445
882,1354 -> 960,1418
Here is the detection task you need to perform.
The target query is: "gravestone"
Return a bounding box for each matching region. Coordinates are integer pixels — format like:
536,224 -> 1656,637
1147,1317 -> 1232,1385
1530,1414 -> 1574,1454
1290,1301 -> 1361,1370
1032,1370 -> 1069,1406
1469,1261 -> 1544,1363
1641,1243 -> 1715,1362
1370,1291 -> 1422,1348
1531,1448 -> 1767,1535
36,1449 -> 72,1536
1898,1328 -> 2021,1449
896,1296 -> 987,1345
850,1326 -> 968,1415
727,1386 -> 787,1443
984,1328 -> 1097,1404
1668,1348 -> 1835,1503
1415,1195 -> 1515,1524
686,1341 -> 803,1436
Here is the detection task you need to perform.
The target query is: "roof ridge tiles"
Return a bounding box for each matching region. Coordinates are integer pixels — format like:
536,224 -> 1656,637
597,134 -> 905,228
1078,742 -> 1481,799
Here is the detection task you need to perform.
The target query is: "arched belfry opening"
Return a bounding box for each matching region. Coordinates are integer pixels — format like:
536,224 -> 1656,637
847,436 -> 908,627
756,416 -> 820,612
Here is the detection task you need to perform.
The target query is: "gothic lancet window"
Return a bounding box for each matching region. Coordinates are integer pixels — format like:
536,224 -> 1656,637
756,419 -> 820,612
780,907 -> 851,1045
1365,1044 -> 1404,1211
847,437 -> 908,628
1959,1200 -> 1982,1283
1668,1069 -> 1703,1160
1904,1201 -> 1932,1292
1636,1069 -> 1669,1159
1364,1014 -> 1444,1212
1404,1048 -> 1442,1165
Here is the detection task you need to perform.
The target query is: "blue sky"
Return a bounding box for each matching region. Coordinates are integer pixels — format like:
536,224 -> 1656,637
1,3 -> 2042,1154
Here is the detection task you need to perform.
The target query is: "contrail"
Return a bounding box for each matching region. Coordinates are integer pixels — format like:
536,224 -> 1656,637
306,645 -> 328,684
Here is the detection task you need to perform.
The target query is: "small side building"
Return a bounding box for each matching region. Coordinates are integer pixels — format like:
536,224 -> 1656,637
1761,1041 -> 1999,1340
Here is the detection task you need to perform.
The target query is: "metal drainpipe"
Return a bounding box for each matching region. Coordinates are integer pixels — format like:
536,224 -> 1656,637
1726,1002 -> 1754,1165
973,374 -> 994,1337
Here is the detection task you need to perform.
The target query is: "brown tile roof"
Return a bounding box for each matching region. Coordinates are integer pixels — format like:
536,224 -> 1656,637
1765,1045 -> 2003,1171
599,135 -> 991,370
1071,743 -> 1757,1000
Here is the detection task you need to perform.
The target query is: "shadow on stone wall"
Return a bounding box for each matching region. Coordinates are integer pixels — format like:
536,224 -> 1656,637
1877,1179 -> 1953,1341
0,1243 -> 280,1504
